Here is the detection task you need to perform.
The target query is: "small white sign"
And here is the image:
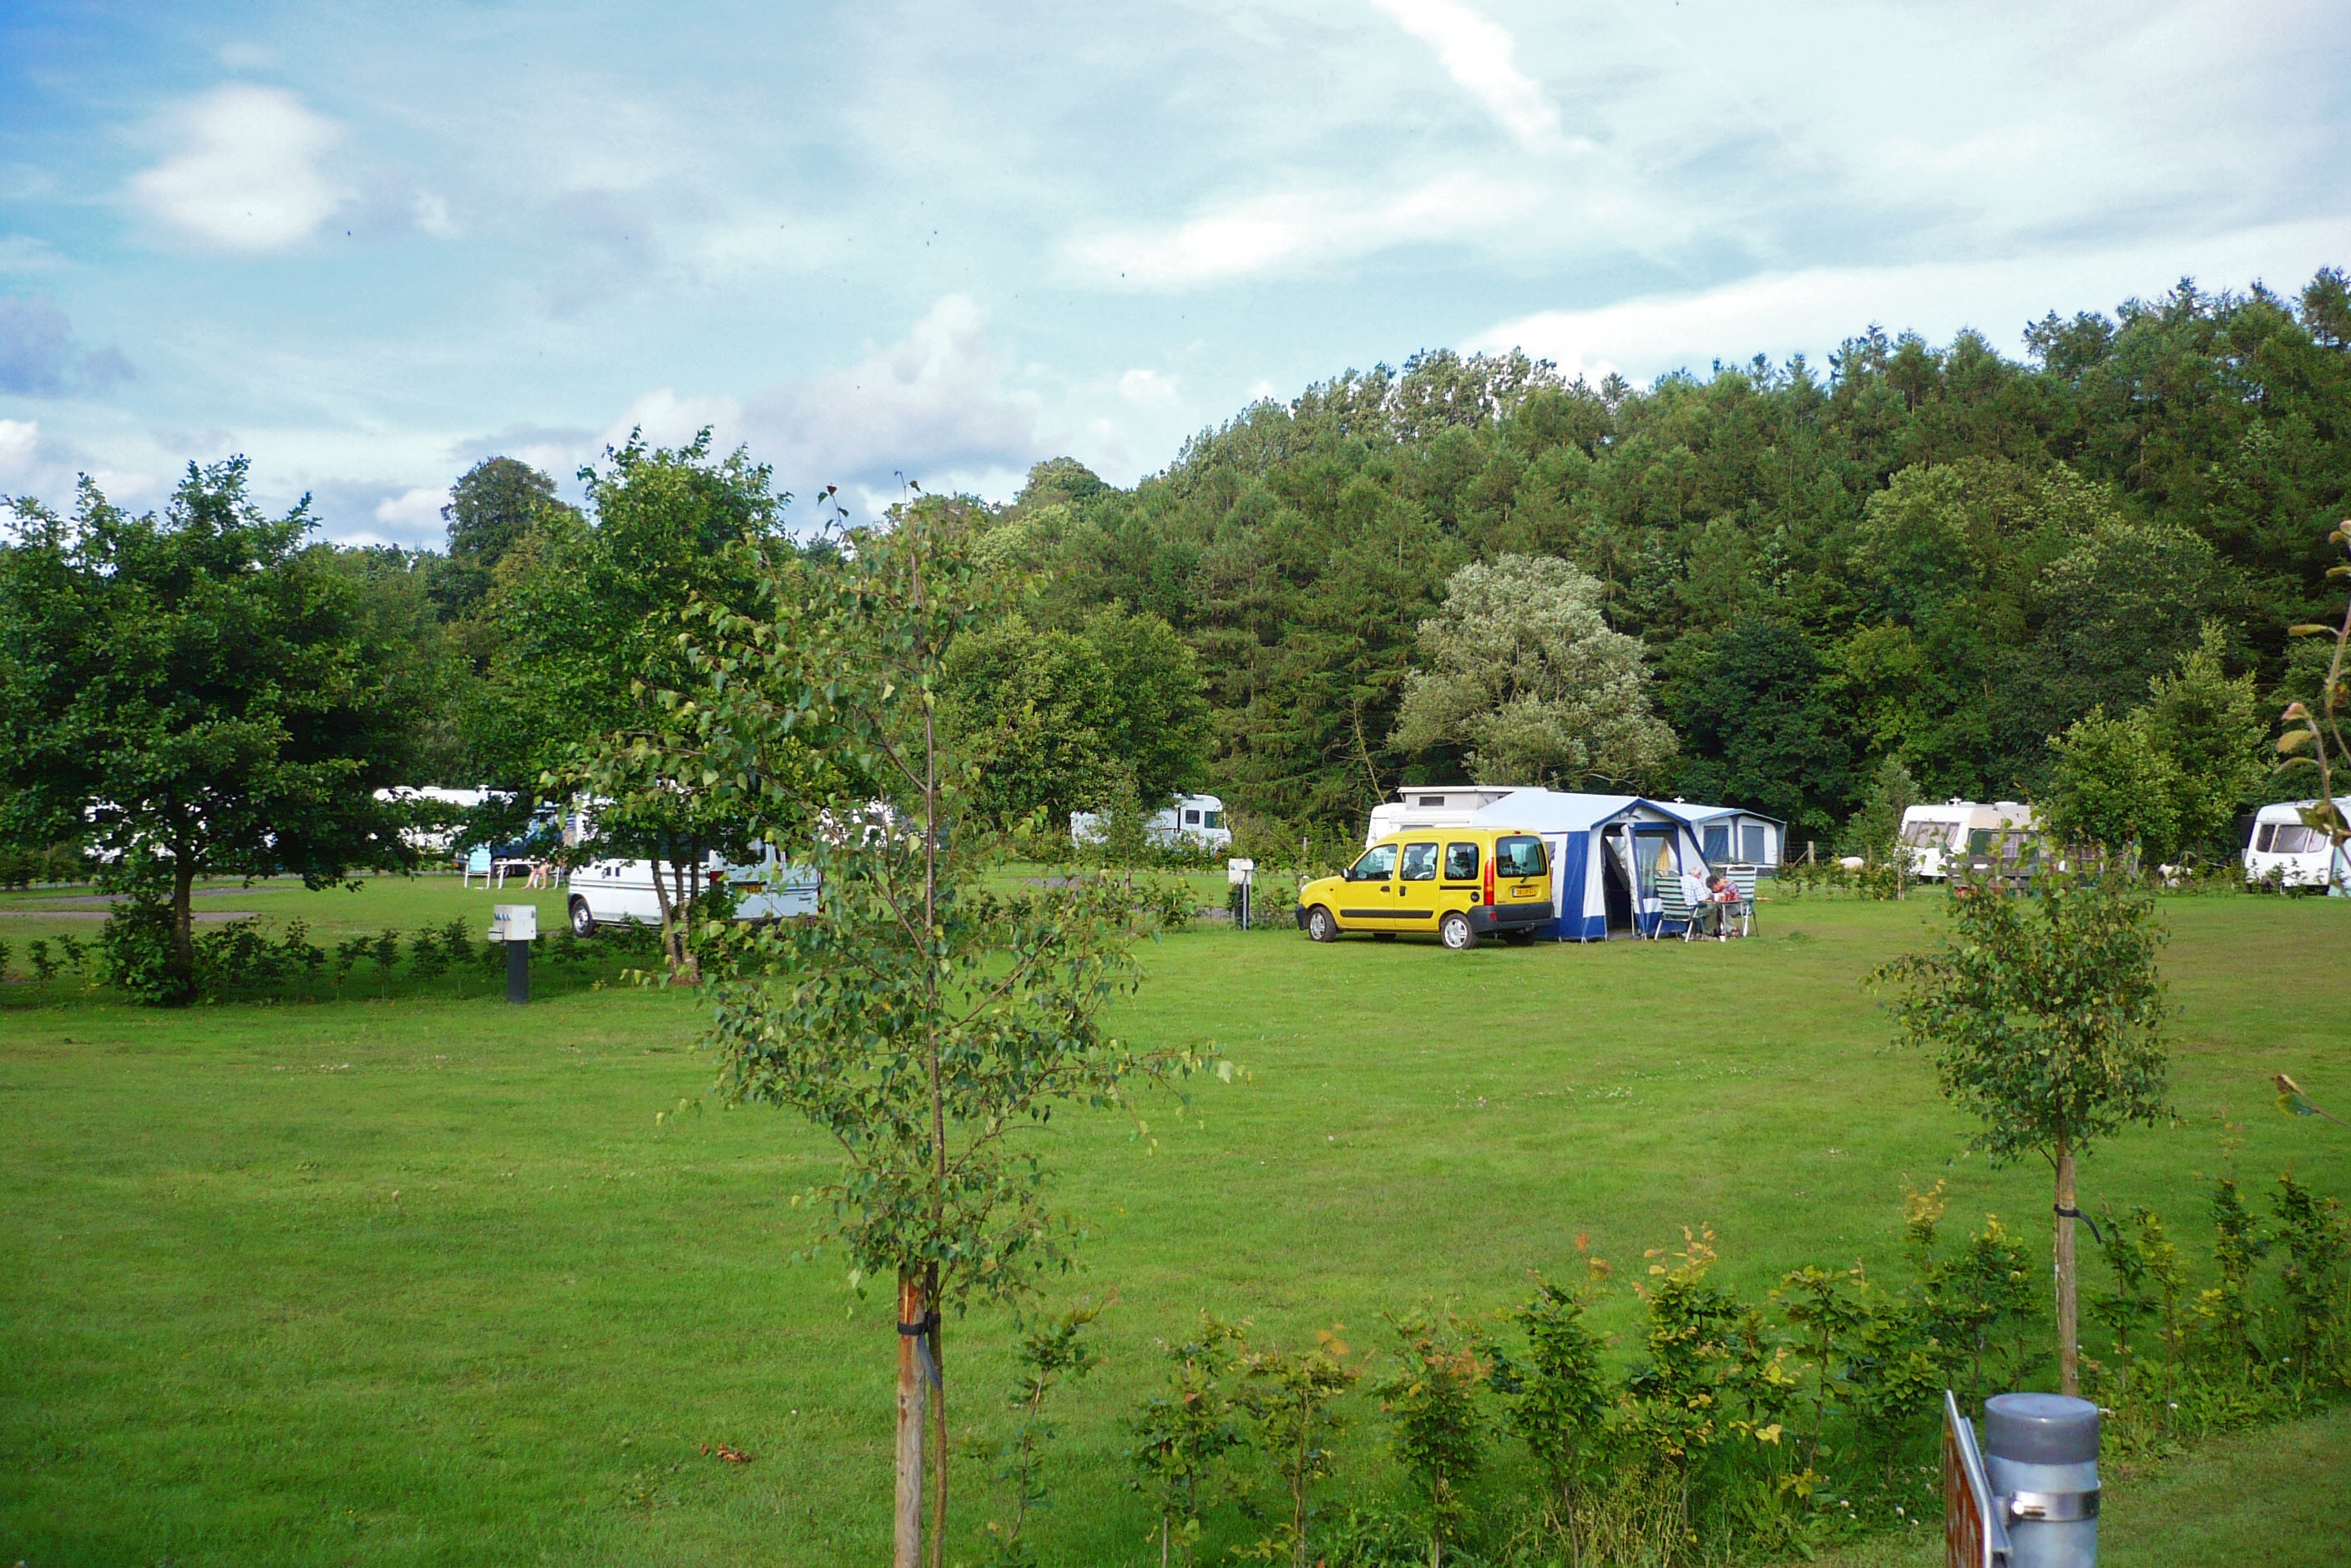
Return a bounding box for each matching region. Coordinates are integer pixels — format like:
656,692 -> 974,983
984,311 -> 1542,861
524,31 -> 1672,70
488,903 -> 538,942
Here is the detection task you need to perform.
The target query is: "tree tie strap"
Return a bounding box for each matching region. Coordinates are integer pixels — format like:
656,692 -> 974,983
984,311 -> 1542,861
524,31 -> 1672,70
2053,1204 -> 2107,1247
897,1310 -> 941,1337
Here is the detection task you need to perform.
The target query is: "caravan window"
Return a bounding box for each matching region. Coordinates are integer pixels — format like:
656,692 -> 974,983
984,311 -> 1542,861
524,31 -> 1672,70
1400,842 -> 1438,881
1742,825 -> 1767,864
1184,810 -> 1200,826
2256,823 -> 2276,852
1902,821 -> 1961,848
1703,826 -> 1730,862
1443,842 -> 1479,880
2271,824 -> 2325,854
1347,844 -> 1398,882
1203,812 -> 1223,828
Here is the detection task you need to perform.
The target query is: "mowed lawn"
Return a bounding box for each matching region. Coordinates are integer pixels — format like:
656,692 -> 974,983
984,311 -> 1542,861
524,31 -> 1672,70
3,880 -> 2348,1566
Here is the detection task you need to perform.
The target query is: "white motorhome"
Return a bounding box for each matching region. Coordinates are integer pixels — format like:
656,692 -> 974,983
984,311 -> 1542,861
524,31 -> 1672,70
2243,798 -> 2351,892
1898,801 -> 2035,879
1364,786 -> 1528,847
1069,793 -> 1234,851
565,846 -> 820,936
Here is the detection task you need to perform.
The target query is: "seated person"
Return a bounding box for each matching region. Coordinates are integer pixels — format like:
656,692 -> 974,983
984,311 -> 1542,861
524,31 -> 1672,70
1706,872 -> 1744,936
1678,864 -> 1721,936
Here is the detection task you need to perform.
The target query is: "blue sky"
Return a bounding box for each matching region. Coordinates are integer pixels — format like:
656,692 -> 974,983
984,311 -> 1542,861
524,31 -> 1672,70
3,0 -> 2348,544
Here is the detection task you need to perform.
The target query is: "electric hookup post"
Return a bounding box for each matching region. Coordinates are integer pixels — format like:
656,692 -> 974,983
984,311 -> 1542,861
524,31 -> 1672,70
1227,857 -> 1254,930
1944,1389 -> 2101,1568
489,903 -> 537,1004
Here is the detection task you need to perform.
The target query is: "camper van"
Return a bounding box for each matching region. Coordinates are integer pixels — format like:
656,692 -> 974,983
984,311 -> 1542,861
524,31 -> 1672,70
1069,793 -> 1233,852
1364,786 -> 1528,847
566,845 -> 820,936
1898,801 -> 2035,879
2243,799 -> 2351,892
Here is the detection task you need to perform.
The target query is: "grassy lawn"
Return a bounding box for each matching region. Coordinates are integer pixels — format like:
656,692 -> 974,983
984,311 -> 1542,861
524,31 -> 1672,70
3,878 -> 2347,1565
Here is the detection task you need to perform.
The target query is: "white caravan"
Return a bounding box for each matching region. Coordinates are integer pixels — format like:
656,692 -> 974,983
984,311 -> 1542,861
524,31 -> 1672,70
2243,799 -> 2351,892
1898,801 -> 2035,879
565,845 -> 820,936
1069,793 -> 1234,851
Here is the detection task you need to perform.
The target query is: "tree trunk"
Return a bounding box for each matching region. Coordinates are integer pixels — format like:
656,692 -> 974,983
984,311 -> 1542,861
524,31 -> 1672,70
896,1269 -> 927,1568
927,1261 -> 946,1568
170,855 -> 195,989
649,849 -> 677,980
2055,1143 -> 2079,1398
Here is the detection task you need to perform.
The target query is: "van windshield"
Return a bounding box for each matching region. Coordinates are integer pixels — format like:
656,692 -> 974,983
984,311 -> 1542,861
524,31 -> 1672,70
1495,836 -> 1546,878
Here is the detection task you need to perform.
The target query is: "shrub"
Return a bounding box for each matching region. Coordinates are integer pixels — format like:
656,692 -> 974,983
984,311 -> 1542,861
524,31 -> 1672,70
100,896 -> 188,1005
409,927 -> 449,982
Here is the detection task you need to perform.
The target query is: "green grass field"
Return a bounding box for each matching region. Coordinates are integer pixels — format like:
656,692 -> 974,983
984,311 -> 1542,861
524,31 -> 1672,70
3,877 -> 2348,1565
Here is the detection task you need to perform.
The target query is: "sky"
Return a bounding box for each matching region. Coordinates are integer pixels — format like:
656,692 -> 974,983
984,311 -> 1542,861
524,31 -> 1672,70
2,0 -> 2348,545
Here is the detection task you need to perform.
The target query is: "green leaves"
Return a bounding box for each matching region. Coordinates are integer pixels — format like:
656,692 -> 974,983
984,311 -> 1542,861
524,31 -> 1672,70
1875,867 -> 2172,1166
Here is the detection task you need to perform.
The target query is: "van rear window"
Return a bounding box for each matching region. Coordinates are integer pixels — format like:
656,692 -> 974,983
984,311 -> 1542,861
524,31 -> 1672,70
1495,836 -> 1546,878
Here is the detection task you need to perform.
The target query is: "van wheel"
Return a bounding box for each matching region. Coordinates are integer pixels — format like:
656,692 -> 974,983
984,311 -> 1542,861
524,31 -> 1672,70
1439,912 -> 1477,951
1307,906 -> 1339,943
569,898 -> 595,938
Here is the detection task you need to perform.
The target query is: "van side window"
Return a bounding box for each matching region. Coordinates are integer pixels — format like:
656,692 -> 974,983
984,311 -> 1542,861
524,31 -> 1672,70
1347,844 -> 1398,881
1495,835 -> 1546,878
1400,842 -> 1438,881
1443,842 -> 1479,880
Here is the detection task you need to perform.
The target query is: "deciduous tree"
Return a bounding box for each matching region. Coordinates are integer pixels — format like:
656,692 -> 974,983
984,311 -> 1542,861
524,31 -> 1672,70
644,501 -> 1224,1568
1873,868 -> 2172,1394
0,462 -> 423,999
1395,554 -> 1675,790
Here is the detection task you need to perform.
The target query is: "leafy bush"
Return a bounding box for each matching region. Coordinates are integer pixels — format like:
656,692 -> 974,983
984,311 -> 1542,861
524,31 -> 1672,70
1044,1179 -> 2351,1567
100,896 -> 188,1005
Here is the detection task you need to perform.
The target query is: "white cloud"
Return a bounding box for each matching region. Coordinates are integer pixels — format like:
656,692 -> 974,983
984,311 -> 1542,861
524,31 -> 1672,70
0,418 -> 38,483
1063,170 -> 1543,288
130,86 -> 350,251
602,387 -> 744,454
372,485 -> 446,532
1368,0 -> 1562,149
1119,368 -> 1180,406
1467,215 -> 2351,382
740,294 -> 1041,491
411,192 -> 457,240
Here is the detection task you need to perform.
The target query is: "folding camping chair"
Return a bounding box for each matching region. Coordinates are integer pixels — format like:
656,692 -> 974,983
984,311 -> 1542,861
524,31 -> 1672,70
1726,867 -> 1758,937
1650,874 -> 1700,941
463,846 -> 493,888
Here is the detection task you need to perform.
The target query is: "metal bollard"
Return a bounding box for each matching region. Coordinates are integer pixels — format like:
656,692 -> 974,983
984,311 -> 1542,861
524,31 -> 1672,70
488,903 -> 537,1005
1982,1392 -> 2099,1567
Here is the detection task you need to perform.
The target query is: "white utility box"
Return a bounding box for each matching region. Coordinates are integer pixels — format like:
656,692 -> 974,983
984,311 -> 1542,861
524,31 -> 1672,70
488,903 -> 538,943
1226,858 -> 1256,886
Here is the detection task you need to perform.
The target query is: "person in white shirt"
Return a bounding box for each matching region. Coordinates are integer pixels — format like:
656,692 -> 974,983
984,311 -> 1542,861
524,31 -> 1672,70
1679,865 -> 1720,936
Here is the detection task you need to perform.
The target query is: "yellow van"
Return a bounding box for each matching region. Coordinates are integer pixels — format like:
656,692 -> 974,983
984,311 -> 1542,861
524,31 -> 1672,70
1293,827 -> 1551,950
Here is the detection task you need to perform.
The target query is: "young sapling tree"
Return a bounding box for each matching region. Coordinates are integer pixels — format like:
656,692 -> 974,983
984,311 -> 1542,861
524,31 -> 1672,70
652,501 -> 1223,1568
1375,1311 -> 1487,1568
1233,1325 -> 1363,1568
1874,866 -> 2171,1394
1127,1315 -> 1250,1568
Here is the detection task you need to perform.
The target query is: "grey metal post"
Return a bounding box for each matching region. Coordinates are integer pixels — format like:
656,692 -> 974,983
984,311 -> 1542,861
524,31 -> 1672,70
506,938 -> 529,1004
1982,1392 -> 2099,1567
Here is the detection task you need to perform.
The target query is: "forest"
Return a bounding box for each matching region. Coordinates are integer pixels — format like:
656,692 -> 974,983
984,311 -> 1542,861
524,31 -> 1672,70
10,271 -> 2351,873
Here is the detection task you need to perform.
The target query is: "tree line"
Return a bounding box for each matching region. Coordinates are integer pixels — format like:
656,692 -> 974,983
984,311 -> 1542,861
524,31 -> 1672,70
7,269 -> 2350,990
